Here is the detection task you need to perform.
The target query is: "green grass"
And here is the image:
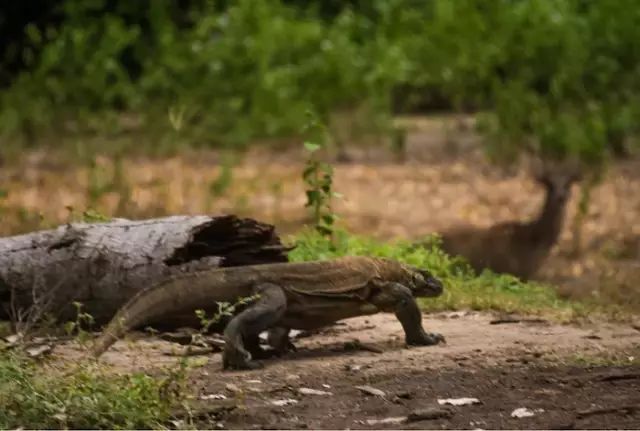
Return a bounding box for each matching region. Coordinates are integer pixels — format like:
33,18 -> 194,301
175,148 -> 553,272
288,229 -> 620,320
551,347 -> 640,367
0,350 -> 185,429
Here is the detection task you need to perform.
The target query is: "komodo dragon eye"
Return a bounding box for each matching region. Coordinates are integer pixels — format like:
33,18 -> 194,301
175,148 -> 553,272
412,272 -> 425,285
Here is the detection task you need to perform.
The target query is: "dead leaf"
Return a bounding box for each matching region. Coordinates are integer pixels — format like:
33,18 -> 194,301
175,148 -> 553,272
271,398 -> 299,406
225,383 -> 241,393
437,397 -> 480,406
355,385 -> 385,397
200,393 -> 227,401
511,407 -> 543,418
26,344 -> 53,358
365,416 -> 407,425
298,387 -> 333,396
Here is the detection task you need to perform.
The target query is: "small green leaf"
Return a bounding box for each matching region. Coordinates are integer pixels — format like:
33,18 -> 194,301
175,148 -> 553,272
304,141 -> 321,153
302,165 -> 317,179
316,225 -> 333,236
189,357 -> 209,368
322,214 -> 335,225
64,321 -> 76,335
306,190 -> 320,202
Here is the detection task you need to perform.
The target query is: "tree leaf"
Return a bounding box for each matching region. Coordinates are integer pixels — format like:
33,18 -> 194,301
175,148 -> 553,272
322,214 -> 335,225
304,141 -> 321,153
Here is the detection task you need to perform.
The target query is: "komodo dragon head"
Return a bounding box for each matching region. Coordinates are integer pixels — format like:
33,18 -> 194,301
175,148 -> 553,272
402,265 -> 444,297
378,258 -> 444,298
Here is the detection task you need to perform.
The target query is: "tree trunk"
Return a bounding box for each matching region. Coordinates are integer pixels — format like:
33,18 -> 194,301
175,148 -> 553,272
0,215 -> 290,330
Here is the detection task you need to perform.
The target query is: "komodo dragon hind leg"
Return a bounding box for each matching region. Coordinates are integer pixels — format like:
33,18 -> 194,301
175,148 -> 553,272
267,327 -> 297,354
223,283 -> 287,370
242,334 -> 274,360
243,327 -> 296,360
371,282 -> 445,346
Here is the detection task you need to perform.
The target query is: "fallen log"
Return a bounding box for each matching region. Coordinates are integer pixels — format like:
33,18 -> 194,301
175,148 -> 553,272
0,215 -> 290,330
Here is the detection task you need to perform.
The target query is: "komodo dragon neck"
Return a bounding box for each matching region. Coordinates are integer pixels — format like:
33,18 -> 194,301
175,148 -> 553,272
91,256 -> 402,356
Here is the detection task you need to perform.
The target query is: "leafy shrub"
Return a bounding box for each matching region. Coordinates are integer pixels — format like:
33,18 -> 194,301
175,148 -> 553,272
1,0 -> 639,168
302,113 -> 341,238
0,351 -> 181,429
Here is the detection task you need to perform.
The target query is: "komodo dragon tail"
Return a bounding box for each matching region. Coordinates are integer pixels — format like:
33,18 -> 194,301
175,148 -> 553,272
91,270 -> 242,357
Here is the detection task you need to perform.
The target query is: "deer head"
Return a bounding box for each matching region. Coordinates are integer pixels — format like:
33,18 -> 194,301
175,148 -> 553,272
530,159 -> 582,201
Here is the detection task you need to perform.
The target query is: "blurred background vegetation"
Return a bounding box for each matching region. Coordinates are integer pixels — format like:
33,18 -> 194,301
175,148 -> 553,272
1,0 -> 638,166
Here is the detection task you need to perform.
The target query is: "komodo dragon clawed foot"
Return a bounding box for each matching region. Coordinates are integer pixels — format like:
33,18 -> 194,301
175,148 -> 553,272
222,344 -> 264,370
406,331 -> 446,346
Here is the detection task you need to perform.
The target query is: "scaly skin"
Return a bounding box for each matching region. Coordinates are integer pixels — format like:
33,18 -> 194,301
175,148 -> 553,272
91,256 -> 445,369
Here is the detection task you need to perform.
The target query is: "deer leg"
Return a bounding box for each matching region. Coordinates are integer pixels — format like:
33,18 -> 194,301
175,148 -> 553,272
370,282 -> 445,346
223,283 -> 287,370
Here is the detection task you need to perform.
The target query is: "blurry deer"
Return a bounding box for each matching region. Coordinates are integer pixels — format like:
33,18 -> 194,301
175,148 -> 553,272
435,161 -> 582,280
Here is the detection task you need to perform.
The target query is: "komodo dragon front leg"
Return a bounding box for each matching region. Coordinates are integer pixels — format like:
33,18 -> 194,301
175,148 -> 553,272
223,283 -> 287,370
370,281 -> 445,346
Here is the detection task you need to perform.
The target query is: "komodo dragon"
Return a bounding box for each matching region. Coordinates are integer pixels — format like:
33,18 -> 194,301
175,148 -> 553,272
91,256 -> 445,370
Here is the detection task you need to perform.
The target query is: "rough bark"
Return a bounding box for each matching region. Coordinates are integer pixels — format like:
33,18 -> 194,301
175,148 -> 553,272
0,215 -> 290,329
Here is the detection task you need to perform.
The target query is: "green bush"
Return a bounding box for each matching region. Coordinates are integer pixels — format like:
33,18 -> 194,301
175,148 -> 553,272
479,0 -> 640,170
1,0 -> 399,150
1,0 -> 639,166
0,351 -> 181,429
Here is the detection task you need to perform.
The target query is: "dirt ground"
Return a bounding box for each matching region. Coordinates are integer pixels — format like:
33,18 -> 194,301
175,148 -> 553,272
55,312 -> 640,429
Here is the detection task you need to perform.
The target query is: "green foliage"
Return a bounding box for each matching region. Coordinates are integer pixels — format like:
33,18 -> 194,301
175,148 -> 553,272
0,0 -> 397,150
1,0 -> 639,169
0,189 -> 7,221
0,351 -> 179,429
208,152 -> 235,198
63,302 -> 95,345
194,294 -> 260,334
81,209 -> 113,223
289,229 -> 599,317
475,0 -> 640,170
64,205 -> 112,224
302,113 -> 341,238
